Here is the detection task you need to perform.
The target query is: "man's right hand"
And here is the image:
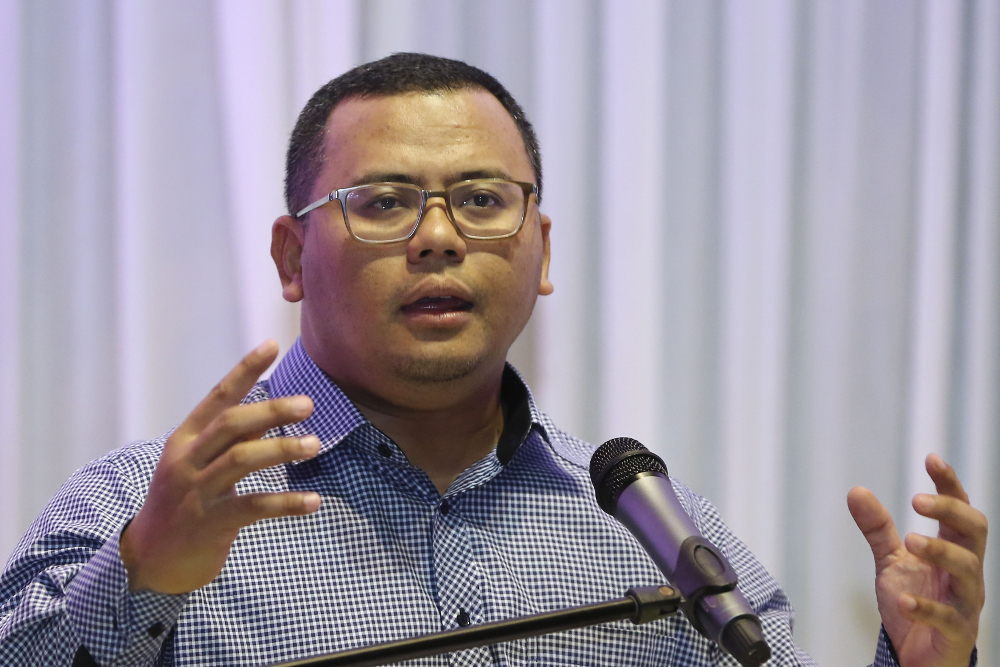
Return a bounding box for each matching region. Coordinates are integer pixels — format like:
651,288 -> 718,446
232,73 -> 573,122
119,340 -> 321,595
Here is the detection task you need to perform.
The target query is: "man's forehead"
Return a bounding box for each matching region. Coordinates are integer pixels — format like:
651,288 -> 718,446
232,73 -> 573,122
316,90 -> 532,186
323,90 -> 521,150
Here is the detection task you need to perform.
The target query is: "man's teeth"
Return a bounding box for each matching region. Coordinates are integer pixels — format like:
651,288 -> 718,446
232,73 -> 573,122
407,296 -> 471,311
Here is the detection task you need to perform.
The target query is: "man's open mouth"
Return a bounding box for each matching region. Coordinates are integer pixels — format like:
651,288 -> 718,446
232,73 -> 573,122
400,296 -> 474,313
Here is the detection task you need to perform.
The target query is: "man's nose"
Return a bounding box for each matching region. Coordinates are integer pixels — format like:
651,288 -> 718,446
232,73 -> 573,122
407,198 -> 467,263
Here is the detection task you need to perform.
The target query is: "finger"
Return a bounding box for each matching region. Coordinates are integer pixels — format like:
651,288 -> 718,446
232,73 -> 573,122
897,593 -> 976,649
912,494 -> 988,559
904,533 -> 985,613
189,395 -> 314,467
848,486 -> 905,567
200,435 -> 321,494
925,454 -> 969,503
217,491 -> 322,529
177,341 -> 280,438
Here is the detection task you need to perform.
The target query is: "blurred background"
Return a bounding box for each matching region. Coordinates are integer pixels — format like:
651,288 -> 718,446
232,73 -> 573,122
1,1 -> 997,664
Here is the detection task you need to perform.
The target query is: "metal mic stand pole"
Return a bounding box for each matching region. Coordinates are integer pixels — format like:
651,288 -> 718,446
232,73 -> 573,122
268,585 -> 681,667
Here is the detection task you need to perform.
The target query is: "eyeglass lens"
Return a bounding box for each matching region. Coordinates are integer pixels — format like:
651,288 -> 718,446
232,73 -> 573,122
343,180 -> 526,242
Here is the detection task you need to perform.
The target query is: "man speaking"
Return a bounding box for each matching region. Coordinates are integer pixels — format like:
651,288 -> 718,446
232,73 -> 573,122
0,53 -> 986,666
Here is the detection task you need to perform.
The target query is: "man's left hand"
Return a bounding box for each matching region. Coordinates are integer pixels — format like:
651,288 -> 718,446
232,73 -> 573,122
848,454 -> 987,667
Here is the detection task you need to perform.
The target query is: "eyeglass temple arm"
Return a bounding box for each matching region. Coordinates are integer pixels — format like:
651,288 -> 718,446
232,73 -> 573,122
295,192 -> 338,219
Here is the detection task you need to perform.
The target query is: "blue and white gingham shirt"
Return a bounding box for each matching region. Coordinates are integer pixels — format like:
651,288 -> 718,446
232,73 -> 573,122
1,339 -> 901,666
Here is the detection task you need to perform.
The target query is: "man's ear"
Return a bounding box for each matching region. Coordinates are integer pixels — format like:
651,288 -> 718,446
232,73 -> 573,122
538,213 -> 553,296
271,215 -> 305,302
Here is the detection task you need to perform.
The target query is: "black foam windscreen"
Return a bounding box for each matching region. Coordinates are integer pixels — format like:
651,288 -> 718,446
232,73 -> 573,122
589,437 -> 668,514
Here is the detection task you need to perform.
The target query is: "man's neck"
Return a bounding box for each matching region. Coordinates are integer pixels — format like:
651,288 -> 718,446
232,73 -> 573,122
314,360 -> 507,496
354,389 -> 504,495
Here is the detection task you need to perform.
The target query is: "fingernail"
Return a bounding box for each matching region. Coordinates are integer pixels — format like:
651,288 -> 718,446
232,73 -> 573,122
300,435 -> 320,454
289,395 -> 312,415
913,494 -> 934,512
909,534 -> 928,550
303,493 -> 321,512
255,340 -> 274,355
900,595 -> 917,612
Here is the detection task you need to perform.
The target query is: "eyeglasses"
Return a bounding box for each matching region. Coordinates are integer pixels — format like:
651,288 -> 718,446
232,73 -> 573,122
295,179 -> 538,244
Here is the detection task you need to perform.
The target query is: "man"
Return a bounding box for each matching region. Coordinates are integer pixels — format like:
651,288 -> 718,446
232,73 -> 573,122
0,53 -> 986,666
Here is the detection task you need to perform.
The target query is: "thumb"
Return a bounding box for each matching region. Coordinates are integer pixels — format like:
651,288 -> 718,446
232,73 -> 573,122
848,486 -> 904,570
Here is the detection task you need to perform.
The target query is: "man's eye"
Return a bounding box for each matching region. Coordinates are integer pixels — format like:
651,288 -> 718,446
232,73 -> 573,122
377,197 -> 400,209
462,192 -> 501,208
366,196 -> 403,212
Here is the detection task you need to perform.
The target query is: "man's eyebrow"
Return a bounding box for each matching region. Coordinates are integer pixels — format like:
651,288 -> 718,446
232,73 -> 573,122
349,169 -> 518,188
456,169 -> 514,182
352,172 -> 419,186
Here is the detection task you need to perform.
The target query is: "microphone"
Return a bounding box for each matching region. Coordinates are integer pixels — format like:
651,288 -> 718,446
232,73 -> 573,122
590,437 -> 771,667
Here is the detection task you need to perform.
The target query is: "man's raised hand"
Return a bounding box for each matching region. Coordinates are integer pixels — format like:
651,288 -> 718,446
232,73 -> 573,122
119,340 -> 321,595
848,455 -> 987,667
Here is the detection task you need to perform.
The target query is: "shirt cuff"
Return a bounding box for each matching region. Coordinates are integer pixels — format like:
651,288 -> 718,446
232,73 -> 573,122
872,626 -> 899,667
873,625 -> 978,667
65,529 -> 189,666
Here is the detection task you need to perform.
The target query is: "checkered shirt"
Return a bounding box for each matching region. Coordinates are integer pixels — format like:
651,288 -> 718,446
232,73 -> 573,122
1,339 -> 905,666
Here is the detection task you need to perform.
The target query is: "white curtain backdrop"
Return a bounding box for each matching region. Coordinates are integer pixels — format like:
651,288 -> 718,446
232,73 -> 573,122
1,1 -> 997,665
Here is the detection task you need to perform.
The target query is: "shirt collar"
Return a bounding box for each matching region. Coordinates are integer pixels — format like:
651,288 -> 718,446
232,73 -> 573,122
264,339 -> 367,455
263,338 -> 546,464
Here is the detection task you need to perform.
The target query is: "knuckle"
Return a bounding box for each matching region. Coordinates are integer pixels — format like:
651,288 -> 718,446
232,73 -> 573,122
974,510 -> 988,535
915,598 -> 934,616
957,551 -> 981,579
938,495 -> 962,514
969,550 -> 984,578
244,494 -> 268,514
260,400 -> 289,426
921,537 -> 944,557
216,407 -> 243,435
942,605 -> 964,630
226,444 -> 253,470
241,493 -> 292,518
210,378 -> 236,400
280,437 -> 301,457
914,599 -> 955,627
276,493 -> 305,515
269,398 -> 291,416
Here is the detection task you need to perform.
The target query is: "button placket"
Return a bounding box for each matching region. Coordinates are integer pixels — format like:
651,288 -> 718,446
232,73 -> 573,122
431,497 -> 488,664
359,435 -> 440,503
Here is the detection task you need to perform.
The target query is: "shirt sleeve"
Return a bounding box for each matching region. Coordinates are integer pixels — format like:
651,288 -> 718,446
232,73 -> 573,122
660,480 -> 811,665
868,626 -> 977,667
870,626 -> 899,667
671,483 -> 981,667
0,445 -> 188,666
660,481 -> 809,665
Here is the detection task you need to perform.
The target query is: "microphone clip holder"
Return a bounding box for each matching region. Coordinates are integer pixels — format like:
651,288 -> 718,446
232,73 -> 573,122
671,535 -> 739,638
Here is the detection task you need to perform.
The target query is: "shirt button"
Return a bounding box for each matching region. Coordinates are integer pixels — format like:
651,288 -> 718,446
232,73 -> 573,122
456,609 -> 470,627
377,443 -> 393,458
440,500 -> 450,515
146,622 -> 165,638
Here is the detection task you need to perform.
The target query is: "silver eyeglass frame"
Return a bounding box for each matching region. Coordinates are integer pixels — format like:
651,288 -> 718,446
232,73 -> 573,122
294,179 -> 538,244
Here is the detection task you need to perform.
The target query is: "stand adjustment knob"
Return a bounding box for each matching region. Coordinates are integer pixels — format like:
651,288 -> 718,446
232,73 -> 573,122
722,616 -> 771,667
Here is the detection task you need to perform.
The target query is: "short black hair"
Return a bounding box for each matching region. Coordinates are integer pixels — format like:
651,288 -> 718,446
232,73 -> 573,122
285,52 -> 542,217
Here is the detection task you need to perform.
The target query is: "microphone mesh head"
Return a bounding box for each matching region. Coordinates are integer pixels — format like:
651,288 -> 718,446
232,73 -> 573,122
590,437 -> 668,513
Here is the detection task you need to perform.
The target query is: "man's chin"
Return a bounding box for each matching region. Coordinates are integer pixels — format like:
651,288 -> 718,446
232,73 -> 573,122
389,353 -> 484,384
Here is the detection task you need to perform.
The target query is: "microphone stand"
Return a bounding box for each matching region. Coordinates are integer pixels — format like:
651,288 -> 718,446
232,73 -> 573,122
268,585 -> 682,667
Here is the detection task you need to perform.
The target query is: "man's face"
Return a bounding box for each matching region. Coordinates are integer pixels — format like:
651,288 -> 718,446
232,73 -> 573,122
272,89 -> 552,403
